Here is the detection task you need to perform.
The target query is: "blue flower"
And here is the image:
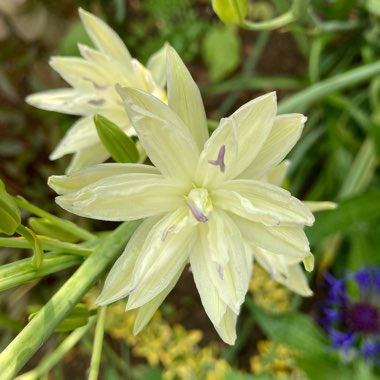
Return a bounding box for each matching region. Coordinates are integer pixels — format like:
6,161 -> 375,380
320,266 -> 380,367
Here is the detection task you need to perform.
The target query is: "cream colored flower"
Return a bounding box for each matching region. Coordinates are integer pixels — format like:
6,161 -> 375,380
49,47 -> 315,344
26,8 -> 166,173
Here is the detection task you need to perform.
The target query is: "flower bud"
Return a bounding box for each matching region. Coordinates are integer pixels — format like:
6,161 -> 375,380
212,0 -> 248,25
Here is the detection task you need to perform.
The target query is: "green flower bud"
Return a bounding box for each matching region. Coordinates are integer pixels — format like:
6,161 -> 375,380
0,179 -> 21,235
94,114 -> 139,163
212,0 -> 248,25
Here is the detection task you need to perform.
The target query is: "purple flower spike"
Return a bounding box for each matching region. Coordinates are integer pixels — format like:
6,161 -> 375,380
208,145 -> 226,173
185,200 -> 208,222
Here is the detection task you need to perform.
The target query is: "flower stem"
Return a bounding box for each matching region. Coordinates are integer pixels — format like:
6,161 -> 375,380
240,11 -> 295,31
0,220 -> 141,380
88,306 -> 107,380
14,318 -> 95,380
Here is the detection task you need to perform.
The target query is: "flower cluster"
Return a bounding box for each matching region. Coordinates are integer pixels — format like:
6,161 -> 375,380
320,266 -> 380,367
28,8 -> 318,345
26,8 -> 166,173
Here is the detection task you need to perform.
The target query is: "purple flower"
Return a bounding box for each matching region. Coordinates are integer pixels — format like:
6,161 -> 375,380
320,266 -> 380,367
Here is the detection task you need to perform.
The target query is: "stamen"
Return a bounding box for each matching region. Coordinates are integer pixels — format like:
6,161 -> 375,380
208,145 -> 226,172
185,200 -> 208,222
217,264 -> 224,280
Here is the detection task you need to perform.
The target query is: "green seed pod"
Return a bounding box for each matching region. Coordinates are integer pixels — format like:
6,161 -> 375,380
212,0 -> 249,25
0,179 -> 21,235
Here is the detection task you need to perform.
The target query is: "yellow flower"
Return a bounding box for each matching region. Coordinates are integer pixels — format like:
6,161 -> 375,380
49,46 -> 315,344
26,8 -> 166,173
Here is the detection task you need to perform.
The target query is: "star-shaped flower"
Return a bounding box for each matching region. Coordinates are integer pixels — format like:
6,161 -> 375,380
49,47 -> 315,344
26,8 -> 166,173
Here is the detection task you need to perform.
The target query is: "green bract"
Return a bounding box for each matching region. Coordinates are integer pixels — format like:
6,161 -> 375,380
0,179 -> 21,236
212,0 -> 248,25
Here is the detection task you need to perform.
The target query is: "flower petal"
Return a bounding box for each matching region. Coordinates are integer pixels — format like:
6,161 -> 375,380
304,201 -> 338,212
239,114 -> 306,180
265,160 -> 290,186
214,307 -> 238,345
49,163 -> 159,194
232,214 -> 312,260
228,92 -> 277,178
146,43 -> 169,88
96,217 -> 159,305
53,173 -> 184,221
253,250 -> 313,296
166,46 -> 208,150
218,179 -> 315,226
133,262 -> 186,334
197,213 -> 252,313
66,143 -> 110,174
117,86 -> 199,180
196,116 -> 238,188
79,8 -> 132,69
25,88 -> 86,115
126,212 -> 194,309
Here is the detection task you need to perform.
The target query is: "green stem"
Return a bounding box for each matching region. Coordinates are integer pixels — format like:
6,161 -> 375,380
88,306 -> 107,380
278,60 -> 380,114
241,11 -> 295,31
0,236 -> 93,256
14,196 -> 95,241
15,318 -> 95,380
0,220 -> 141,380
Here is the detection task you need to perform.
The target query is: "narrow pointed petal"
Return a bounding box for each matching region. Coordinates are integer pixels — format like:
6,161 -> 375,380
66,143 -> 110,174
50,116 -> 99,159
53,174 -> 184,221
219,179 -> 315,226
146,43 -> 169,88
265,160 -> 290,186
96,217 -> 159,305
50,57 -> 106,91
232,214 -> 312,260
239,114 -> 306,180
228,92 -> 277,178
126,212 -> 194,309
196,117 -> 238,187
196,214 -> 252,313
49,163 -> 159,194
214,307 -> 238,345
79,8 -> 132,69
190,231 -> 228,325
117,86 -> 199,180
253,250 -> 313,296
133,262 -> 186,334
25,88 -> 85,115
166,46 -> 208,149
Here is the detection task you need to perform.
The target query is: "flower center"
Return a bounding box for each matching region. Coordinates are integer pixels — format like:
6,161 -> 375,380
346,303 -> 379,334
185,187 -> 213,223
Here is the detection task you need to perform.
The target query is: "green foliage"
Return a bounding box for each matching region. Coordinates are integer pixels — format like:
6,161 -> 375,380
212,0 -> 248,25
0,179 -> 20,235
202,26 -> 241,82
60,22 -> 94,56
94,114 -> 139,163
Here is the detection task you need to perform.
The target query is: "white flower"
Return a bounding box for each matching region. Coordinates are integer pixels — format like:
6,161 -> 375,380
26,8 -> 166,173
48,47 -> 315,344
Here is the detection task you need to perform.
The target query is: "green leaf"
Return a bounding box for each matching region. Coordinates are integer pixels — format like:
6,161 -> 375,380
202,26 -> 241,82
307,191 -> 380,245
24,227 -> 44,269
246,300 -> 329,356
366,0 -> 380,17
94,114 -> 139,163
0,179 -> 21,235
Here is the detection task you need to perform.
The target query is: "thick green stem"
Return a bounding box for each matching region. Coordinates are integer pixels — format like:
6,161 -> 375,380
0,220 -> 141,380
88,307 -> 107,380
15,318 -> 95,380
